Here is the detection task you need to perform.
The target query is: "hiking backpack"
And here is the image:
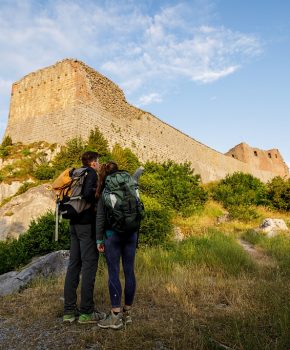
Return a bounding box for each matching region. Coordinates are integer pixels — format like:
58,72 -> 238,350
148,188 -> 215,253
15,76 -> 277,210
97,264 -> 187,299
102,171 -> 144,235
52,167 -> 90,240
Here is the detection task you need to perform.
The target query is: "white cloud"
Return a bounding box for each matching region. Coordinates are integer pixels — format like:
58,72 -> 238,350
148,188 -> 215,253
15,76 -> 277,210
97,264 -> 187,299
138,93 -> 163,106
0,0 -> 263,129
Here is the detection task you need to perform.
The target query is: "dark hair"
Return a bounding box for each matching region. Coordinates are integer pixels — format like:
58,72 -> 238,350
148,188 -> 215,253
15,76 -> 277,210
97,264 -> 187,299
81,151 -> 100,167
96,161 -> 118,199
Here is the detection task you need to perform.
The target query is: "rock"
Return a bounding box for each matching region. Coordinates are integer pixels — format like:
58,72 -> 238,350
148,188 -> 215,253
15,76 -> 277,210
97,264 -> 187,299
0,250 -> 69,296
0,184 -> 55,241
258,218 -> 289,238
216,213 -> 230,224
173,226 -> 184,241
0,181 -> 22,202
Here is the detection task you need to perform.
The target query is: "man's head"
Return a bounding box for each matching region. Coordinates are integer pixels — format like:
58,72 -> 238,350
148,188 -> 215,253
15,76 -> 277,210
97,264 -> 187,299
81,151 -> 100,171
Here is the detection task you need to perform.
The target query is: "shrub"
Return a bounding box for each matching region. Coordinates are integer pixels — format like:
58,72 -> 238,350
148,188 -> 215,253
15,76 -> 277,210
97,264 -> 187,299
140,161 -> 207,216
266,176 -> 290,211
0,147 -> 9,158
227,205 -> 260,222
111,144 -> 140,174
34,164 -> 56,180
86,127 -> 110,159
53,137 -> 85,171
22,149 -> 31,156
1,135 -> 12,147
139,194 -> 173,246
0,212 -> 70,275
15,181 -> 38,196
211,172 -> 267,208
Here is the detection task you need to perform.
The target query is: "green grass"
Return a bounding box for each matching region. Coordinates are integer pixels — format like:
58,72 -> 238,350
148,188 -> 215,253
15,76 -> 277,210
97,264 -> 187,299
242,230 -> 290,275
138,229 -> 256,276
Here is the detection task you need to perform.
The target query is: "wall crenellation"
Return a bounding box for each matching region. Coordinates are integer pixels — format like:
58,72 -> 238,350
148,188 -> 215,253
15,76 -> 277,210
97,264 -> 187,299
3,59 -> 289,182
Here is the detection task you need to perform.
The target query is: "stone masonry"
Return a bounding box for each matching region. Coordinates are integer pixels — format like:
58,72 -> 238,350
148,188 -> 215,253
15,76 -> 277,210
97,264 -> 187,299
4,59 -> 289,182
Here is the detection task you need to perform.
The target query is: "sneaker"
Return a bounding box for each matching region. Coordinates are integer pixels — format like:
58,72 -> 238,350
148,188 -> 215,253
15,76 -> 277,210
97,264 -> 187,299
123,309 -> 132,325
63,314 -> 76,323
78,311 -> 106,324
97,311 -> 123,330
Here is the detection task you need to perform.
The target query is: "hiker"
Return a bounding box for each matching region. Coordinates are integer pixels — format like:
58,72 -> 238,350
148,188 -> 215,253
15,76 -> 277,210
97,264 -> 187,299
95,162 -> 144,329
63,151 -> 106,324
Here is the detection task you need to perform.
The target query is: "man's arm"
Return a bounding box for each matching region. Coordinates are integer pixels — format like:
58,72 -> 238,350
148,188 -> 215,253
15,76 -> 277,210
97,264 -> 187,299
82,168 -> 97,203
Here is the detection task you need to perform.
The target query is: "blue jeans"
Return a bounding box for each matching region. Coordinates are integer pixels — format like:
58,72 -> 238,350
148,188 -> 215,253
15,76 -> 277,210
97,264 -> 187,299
104,232 -> 137,308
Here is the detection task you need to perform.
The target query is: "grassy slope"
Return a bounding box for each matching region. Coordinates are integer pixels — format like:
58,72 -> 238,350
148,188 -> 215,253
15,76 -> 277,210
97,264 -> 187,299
0,202 -> 290,350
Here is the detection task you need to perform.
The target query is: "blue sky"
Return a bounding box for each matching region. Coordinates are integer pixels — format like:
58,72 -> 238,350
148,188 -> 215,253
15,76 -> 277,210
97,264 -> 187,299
0,0 -> 289,165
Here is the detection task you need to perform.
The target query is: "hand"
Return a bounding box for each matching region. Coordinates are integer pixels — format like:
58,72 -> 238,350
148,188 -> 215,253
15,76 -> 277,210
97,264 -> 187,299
97,243 -> 105,253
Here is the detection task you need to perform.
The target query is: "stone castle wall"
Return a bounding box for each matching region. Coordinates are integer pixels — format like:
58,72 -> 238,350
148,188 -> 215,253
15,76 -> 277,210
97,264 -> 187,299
4,59 -> 288,182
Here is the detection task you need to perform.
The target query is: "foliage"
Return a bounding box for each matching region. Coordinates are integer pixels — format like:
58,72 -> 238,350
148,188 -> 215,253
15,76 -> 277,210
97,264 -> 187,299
86,127 -> 110,159
53,137 -> 85,171
139,194 -> 173,246
211,172 -> 267,208
34,164 -> 56,180
227,205 -> 260,222
0,212 -> 70,275
140,161 -> 207,216
22,148 -> 31,156
1,135 -> 12,147
111,144 -> 140,174
266,176 -> 290,211
0,147 -> 9,158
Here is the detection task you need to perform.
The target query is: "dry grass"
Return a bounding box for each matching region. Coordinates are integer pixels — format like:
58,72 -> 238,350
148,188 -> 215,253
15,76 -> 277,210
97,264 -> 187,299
1,234 -> 290,350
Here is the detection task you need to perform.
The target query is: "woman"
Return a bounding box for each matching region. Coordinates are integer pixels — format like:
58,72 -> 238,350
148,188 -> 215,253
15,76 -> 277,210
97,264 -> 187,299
95,161 -> 143,329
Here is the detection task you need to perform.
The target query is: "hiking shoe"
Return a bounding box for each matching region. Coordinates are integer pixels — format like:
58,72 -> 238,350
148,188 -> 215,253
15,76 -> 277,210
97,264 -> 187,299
97,311 -> 123,330
78,311 -> 106,324
123,309 -> 132,325
63,314 -> 76,323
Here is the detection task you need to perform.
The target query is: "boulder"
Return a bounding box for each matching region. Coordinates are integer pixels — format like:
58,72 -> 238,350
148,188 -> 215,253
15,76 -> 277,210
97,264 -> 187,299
0,181 -> 22,202
0,250 -> 69,296
258,218 -> 289,238
0,184 -> 55,241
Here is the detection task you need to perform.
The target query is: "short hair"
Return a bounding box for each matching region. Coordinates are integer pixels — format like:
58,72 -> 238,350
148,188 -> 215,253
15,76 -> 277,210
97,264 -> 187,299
81,151 -> 100,167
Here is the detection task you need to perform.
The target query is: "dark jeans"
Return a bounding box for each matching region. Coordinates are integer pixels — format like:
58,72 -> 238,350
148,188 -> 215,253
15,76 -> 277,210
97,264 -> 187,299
64,224 -> 99,314
104,232 -> 137,308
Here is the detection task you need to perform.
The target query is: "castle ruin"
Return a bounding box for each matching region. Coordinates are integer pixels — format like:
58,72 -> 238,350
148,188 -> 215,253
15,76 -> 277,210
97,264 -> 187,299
4,59 -> 289,182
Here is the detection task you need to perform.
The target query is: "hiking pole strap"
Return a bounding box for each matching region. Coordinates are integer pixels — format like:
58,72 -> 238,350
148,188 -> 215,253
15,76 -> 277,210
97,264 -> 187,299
55,202 -> 59,242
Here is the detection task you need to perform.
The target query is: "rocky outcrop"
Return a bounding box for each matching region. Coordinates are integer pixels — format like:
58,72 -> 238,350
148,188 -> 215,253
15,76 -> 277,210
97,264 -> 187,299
0,181 -> 22,202
0,250 -> 69,296
0,184 -> 55,240
258,218 -> 289,238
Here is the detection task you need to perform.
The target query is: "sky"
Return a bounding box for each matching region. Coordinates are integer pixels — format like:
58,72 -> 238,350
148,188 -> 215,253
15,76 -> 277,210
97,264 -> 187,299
0,0 -> 289,165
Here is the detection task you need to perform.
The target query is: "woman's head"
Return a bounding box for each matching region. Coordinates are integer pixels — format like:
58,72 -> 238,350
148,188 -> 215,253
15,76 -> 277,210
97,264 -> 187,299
96,161 -> 119,198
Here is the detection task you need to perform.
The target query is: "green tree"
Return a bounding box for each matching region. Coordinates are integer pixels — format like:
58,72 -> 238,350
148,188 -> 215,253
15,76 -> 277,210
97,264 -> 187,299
267,176 -> 290,211
86,127 -> 110,159
53,137 -> 85,171
1,135 -> 12,147
111,144 -> 140,174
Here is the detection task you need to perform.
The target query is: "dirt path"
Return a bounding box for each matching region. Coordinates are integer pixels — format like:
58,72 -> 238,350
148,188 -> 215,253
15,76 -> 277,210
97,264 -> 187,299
238,238 -> 276,267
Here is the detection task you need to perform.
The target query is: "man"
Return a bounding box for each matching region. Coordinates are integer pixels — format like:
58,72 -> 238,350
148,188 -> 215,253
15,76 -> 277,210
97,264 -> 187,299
63,151 -> 105,324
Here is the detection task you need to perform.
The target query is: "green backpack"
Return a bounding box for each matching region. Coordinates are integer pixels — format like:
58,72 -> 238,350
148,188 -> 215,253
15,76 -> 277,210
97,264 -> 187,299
102,171 -> 144,235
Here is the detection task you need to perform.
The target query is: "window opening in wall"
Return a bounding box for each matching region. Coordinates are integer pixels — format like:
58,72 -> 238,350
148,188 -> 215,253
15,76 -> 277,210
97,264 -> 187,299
232,154 -> 235,158
254,151 -> 258,156
268,153 -> 272,158
275,154 -> 278,158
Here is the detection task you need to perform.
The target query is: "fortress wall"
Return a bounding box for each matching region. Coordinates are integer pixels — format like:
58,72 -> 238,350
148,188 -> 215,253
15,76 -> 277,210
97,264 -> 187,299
3,59 -> 287,183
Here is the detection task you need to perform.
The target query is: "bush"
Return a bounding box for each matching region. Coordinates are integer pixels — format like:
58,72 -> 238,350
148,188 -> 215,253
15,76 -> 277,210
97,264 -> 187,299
111,144 -> 140,174
139,194 -> 173,246
227,205 -> 260,222
86,127 -> 110,159
0,147 -> 9,158
0,212 -> 70,275
1,135 -> 12,147
211,172 -> 267,210
266,176 -> 290,211
34,164 -> 56,180
53,137 -> 85,171
22,149 -> 31,156
140,161 -> 207,216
